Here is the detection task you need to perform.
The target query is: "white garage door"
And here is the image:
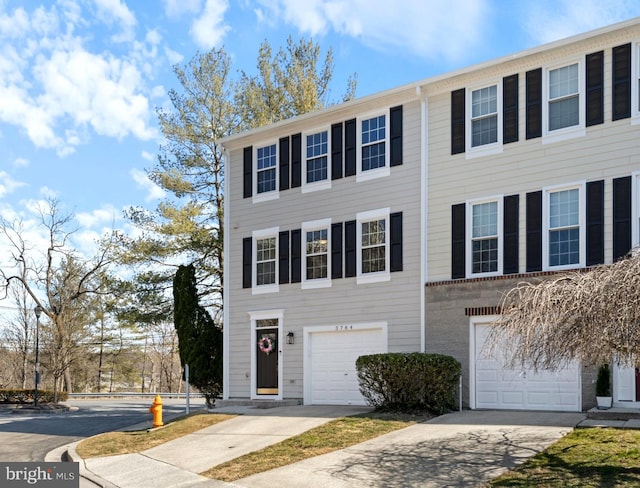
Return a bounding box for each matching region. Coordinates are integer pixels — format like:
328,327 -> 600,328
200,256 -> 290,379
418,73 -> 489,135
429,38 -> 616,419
309,328 -> 384,405
474,324 -> 580,411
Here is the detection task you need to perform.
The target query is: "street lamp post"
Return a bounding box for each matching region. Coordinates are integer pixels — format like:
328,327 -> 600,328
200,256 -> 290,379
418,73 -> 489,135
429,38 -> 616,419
34,305 -> 42,408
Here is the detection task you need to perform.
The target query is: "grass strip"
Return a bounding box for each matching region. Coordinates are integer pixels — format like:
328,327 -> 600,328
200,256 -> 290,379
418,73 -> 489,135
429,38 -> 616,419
489,427 -> 640,487
202,415 -> 416,482
76,413 -> 236,458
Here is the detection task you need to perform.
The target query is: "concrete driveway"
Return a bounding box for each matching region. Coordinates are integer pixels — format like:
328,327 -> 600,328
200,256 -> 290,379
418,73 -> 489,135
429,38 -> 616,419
233,410 -> 584,488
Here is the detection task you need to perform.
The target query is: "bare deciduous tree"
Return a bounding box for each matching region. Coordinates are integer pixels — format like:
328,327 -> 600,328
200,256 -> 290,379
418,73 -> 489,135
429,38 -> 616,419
488,251 -> 640,370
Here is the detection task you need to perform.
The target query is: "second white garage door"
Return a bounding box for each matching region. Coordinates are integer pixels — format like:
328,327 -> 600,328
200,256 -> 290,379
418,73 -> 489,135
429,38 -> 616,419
473,323 -> 581,411
308,327 -> 385,405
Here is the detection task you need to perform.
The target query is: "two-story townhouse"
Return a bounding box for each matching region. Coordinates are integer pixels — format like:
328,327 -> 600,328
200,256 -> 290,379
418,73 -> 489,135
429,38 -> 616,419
221,88 -> 427,405
223,16 -> 640,410
425,17 -> 640,412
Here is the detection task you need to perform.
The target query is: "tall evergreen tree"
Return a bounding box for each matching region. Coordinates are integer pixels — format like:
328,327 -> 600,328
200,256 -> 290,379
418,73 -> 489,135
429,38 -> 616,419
173,264 -> 222,407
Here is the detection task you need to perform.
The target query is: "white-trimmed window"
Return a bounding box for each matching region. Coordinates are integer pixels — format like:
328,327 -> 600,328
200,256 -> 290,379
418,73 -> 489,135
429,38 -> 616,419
252,227 -> 279,294
254,143 -> 278,202
303,129 -> 330,192
543,60 -> 584,141
543,183 -> 585,270
357,208 -> 390,284
467,198 -> 502,276
357,113 -> 390,181
302,218 -> 331,289
471,85 -> 498,146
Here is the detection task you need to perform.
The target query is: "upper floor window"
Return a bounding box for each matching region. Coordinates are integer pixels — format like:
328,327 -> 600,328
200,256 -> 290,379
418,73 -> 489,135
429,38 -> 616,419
544,184 -> 584,270
356,208 -> 390,284
302,130 -> 331,193
471,85 -> 498,147
306,131 -> 328,183
306,229 -> 328,278
357,114 -> 390,182
362,115 -> 386,171
256,236 -> 276,285
470,200 -> 500,275
251,226 -> 279,294
542,61 -> 585,143
256,144 -> 277,195
548,63 -> 579,131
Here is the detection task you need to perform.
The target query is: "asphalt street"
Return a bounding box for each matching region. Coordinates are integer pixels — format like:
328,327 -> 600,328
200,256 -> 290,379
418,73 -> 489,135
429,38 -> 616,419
0,397 -> 206,462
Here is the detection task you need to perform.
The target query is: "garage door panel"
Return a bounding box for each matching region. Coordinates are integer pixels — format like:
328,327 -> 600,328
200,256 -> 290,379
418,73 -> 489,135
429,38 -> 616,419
309,328 -> 384,405
474,324 -> 580,411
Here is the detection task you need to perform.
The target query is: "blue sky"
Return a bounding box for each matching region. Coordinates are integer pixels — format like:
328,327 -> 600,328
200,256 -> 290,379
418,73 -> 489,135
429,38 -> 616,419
1,0 -> 640,258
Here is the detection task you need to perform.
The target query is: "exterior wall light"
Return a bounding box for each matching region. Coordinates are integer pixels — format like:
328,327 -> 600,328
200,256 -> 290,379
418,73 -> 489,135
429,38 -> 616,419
286,331 -> 294,345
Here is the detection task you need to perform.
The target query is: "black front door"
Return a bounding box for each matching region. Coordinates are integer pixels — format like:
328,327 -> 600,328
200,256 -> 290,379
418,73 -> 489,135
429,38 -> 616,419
256,328 -> 278,395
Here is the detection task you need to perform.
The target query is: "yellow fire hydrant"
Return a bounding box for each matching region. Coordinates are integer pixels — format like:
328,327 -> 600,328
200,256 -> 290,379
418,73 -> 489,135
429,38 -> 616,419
149,394 -> 164,427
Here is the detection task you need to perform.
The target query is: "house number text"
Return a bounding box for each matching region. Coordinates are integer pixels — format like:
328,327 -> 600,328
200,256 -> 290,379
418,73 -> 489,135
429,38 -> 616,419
335,325 -> 353,331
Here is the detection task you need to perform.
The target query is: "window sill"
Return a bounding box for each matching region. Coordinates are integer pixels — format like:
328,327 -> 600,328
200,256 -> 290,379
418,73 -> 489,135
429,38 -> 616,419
301,180 -> 331,193
357,272 -> 391,285
301,279 -> 332,289
252,192 -> 279,204
542,126 -> 585,145
356,166 -> 390,183
252,284 -> 280,295
465,144 -> 503,160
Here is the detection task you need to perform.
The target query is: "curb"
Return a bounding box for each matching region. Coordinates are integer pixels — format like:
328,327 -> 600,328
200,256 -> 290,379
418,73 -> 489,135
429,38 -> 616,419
45,441 -> 118,488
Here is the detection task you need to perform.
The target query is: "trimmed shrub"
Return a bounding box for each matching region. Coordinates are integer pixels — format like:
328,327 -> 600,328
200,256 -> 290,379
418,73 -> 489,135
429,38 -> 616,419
0,389 -> 68,404
356,353 -> 461,413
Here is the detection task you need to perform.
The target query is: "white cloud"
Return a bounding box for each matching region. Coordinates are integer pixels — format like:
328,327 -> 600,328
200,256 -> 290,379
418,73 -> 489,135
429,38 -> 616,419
190,0 -> 230,48
12,158 -> 29,168
523,0 -> 640,44
0,171 -> 26,198
76,205 -> 119,228
130,168 -> 166,202
0,2 -> 158,156
93,0 -> 137,42
255,0 -> 489,62
141,150 -> 155,162
164,0 -> 202,17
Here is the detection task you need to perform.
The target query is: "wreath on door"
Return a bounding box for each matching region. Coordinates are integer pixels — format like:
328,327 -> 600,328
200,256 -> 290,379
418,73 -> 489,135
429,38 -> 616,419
258,335 -> 274,355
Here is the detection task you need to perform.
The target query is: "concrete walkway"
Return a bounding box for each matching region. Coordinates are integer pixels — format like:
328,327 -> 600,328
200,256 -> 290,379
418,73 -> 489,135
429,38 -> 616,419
61,406 -> 591,488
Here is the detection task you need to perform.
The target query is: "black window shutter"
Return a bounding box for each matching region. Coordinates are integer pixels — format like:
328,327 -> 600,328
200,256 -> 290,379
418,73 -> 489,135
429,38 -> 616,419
526,190 -> 542,272
279,137 -> 290,191
390,211 -> 403,272
451,89 -> 465,155
613,176 -> 632,260
242,237 -> 252,288
586,180 -> 604,266
503,74 -> 519,144
390,105 -> 403,166
526,68 -> 542,139
331,122 -> 343,180
451,203 -> 465,279
345,220 -> 356,277
290,133 -> 302,188
503,194 -> 519,274
331,222 -> 343,279
612,43 -> 631,121
243,146 -> 253,198
586,51 -> 604,127
344,119 -> 356,177
279,231 -> 290,284
290,229 -> 302,283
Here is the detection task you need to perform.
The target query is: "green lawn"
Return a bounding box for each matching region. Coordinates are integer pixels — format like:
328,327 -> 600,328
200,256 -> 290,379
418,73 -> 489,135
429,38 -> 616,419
489,427 -> 640,487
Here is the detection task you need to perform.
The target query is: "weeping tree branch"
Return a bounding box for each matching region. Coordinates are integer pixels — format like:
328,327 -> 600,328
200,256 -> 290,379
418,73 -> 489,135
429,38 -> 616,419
488,250 -> 640,371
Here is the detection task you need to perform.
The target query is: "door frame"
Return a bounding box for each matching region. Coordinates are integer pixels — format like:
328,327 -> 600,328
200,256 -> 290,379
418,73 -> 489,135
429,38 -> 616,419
250,310 -> 284,400
613,363 -> 640,407
469,315 -> 499,410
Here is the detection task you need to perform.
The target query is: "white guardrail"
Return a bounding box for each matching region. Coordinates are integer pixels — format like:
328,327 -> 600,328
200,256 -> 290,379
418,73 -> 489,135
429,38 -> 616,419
68,392 -> 204,399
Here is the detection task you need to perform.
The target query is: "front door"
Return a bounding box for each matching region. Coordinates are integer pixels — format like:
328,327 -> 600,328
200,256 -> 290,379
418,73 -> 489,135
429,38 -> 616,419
256,327 -> 278,395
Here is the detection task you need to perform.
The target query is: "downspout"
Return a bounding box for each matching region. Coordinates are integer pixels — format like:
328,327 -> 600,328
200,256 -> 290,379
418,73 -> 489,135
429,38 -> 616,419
419,86 -> 428,353
222,147 -> 231,400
